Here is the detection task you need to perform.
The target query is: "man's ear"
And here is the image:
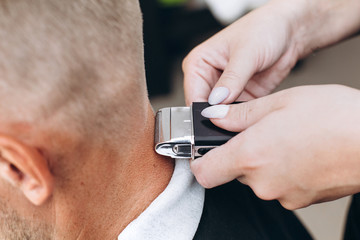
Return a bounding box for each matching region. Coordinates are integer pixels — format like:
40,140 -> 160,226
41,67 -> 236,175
0,134 -> 53,206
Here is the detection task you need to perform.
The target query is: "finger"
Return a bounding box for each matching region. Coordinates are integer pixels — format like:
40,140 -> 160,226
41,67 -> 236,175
190,136 -> 245,188
183,66 -> 221,106
235,72 -> 280,101
237,89 -> 256,101
201,93 -> 285,132
183,45 -> 228,106
236,50 -> 297,101
208,47 -> 257,105
184,75 -> 213,106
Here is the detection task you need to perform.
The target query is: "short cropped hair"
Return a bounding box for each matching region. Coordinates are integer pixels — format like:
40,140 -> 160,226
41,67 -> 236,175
0,0 -> 146,140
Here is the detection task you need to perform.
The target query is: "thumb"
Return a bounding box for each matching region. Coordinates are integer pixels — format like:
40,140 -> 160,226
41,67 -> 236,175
190,136 -> 246,188
208,49 -> 257,105
201,93 -> 284,132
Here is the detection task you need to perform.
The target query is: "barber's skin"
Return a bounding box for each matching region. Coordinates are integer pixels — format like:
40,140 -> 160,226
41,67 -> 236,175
208,87 -> 230,105
183,0 -> 360,210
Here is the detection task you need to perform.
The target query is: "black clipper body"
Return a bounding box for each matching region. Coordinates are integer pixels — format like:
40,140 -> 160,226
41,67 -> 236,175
155,102 -> 237,159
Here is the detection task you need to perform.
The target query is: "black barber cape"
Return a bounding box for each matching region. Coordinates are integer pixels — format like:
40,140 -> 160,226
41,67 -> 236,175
194,181 -> 313,240
345,193 -> 360,240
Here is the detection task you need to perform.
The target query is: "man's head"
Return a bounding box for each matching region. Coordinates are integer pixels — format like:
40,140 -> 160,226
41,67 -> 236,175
0,1 -> 154,239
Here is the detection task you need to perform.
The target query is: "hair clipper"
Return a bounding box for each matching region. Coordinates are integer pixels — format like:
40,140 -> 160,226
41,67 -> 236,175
154,102 -> 238,159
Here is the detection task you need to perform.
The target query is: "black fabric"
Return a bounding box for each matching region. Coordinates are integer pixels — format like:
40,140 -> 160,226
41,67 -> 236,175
194,181 -> 313,240
344,193 -> 360,240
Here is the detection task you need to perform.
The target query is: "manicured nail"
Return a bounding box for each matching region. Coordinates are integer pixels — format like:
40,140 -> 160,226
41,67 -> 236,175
201,105 -> 229,119
208,87 -> 229,105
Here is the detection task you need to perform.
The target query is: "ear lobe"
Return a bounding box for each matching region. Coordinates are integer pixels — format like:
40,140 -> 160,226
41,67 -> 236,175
0,135 -> 53,206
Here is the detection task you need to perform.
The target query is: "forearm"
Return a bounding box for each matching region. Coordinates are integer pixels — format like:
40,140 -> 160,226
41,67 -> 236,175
293,0 -> 360,56
264,0 -> 360,58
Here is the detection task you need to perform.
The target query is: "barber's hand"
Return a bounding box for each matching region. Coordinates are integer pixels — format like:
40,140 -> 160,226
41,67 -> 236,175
183,1 -> 301,105
183,0 -> 360,106
192,85 -> 360,209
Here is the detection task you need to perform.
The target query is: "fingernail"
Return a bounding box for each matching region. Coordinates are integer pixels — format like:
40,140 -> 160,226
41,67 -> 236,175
201,105 -> 229,119
208,87 -> 229,105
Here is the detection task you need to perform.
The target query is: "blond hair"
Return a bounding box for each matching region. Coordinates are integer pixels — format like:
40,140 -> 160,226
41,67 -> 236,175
0,0 -> 147,140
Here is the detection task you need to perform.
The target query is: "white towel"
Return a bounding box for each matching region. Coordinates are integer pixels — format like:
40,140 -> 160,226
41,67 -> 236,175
205,0 -> 269,25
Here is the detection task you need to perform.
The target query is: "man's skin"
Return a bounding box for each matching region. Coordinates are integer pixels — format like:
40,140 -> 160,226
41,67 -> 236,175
0,1 -> 174,239
0,104 -> 174,239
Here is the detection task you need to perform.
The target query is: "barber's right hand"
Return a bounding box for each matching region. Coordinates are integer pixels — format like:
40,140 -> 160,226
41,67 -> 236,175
192,85 -> 360,210
182,0 -> 360,106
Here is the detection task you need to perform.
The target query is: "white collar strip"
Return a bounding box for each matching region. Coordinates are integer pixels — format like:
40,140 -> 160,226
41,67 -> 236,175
118,159 -> 205,240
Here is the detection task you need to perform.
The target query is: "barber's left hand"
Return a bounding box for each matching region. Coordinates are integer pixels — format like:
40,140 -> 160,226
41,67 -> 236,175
191,85 -> 360,209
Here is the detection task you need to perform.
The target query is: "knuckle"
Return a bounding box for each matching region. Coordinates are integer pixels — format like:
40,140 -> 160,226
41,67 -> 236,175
270,89 -> 292,108
230,151 -> 245,175
182,55 -> 191,70
191,162 -> 213,189
237,103 -> 251,125
182,54 -> 195,70
279,197 -> 309,210
196,175 -> 213,189
279,200 -> 300,210
221,70 -> 242,82
182,46 -> 203,69
231,138 -> 259,172
252,184 -> 278,201
226,103 -> 252,131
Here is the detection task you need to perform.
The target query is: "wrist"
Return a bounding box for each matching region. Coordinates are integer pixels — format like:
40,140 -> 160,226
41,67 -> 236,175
259,0 -> 317,62
290,0 -> 360,57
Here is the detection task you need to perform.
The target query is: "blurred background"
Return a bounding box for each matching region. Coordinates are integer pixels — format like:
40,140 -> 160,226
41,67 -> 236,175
139,0 -> 360,239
